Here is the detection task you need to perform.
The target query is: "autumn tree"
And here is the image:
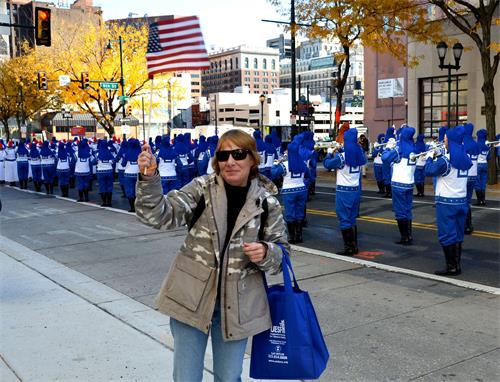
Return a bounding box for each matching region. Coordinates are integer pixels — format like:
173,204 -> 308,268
0,45 -> 61,140
430,0 -> 499,183
270,0 -> 443,133
42,19 -> 176,137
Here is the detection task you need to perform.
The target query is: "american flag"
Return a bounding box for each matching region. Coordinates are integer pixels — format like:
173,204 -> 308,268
146,16 -> 210,78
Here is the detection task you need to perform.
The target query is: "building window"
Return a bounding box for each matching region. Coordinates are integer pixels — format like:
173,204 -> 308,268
245,57 -> 249,69
254,58 -> 258,69
420,75 -> 468,138
230,58 -> 233,70
236,57 -> 239,69
225,59 -> 227,70
263,58 -> 267,69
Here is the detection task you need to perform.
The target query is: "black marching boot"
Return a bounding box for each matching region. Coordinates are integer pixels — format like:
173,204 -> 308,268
295,221 -> 303,244
77,190 -> 84,202
464,208 -> 473,235
69,177 -> 75,189
407,220 -> 413,244
287,222 -> 296,244
44,183 -> 50,194
376,181 -> 385,194
84,190 -> 89,202
352,225 -> 359,254
35,181 -> 42,192
435,244 -> 461,276
395,219 -> 411,245
49,184 -> 54,194
384,184 -> 392,198
106,192 -> 113,207
61,185 -> 68,197
100,193 -> 106,206
338,228 -> 354,256
474,190 -> 482,206
480,190 -> 486,206
128,197 -> 136,213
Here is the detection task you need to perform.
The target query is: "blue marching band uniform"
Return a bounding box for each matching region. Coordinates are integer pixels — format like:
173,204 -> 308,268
3,125 -> 497,277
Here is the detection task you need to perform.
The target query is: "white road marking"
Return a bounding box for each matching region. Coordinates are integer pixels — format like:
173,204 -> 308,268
291,244 -> 500,295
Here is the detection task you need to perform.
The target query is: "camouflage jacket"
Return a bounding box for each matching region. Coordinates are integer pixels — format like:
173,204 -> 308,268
135,172 -> 289,341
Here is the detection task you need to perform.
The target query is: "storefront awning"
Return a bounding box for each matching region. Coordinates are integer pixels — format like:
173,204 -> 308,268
51,113 -> 97,127
114,115 -> 140,126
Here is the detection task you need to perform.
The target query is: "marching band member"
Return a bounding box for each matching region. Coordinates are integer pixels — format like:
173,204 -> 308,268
271,139 -> 309,244
4,141 -> 19,187
382,127 -> 416,245
74,139 -> 92,202
56,142 -> 70,197
474,129 -> 489,206
372,133 -> 386,194
425,126 -> 472,276
115,139 -> 127,198
382,126 -> 395,198
414,134 -> 427,197
96,139 -> 115,207
253,130 -> 268,178
122,138 -> 141,212
16,139 -> 30,189
0,141 -> 5,185
323,128 -> 366,256
174,134 -> 193,187
40,141 -> 56,194
263,135 -> 277,180
29,142 -> 42,191
157,136 -> 179,194
194,135 -> 209,176
463,123 -> 479,234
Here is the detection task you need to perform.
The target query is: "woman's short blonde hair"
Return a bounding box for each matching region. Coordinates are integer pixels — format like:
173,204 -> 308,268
211,129 -> 260,178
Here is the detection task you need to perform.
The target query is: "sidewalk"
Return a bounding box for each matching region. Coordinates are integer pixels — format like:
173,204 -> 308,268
2,234 -> 499,382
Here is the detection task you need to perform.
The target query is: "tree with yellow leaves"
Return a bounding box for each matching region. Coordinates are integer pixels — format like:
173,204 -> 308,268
430,0 -> 499,184
270,0 -> 443,133
0,44 -> 61,140
42,19 -> 178,137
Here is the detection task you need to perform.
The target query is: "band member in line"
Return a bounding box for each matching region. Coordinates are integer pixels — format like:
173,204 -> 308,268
323,128 -> 366,256
414,134 -> 427,197
271,139 -> 309,244
56,141 -> 70,197
382,127 -> 416,245
462,123 -> 479,234
372,133 -> 386,194
425,126 -> 472,276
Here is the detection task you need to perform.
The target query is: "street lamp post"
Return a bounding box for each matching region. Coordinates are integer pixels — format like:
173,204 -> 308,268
106,36 -> 126,118
436,41 -> 463,128
62,108 -> 73,141
259,94 -> 266,132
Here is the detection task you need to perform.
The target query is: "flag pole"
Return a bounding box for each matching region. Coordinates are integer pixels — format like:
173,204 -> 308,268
149,77 -> 154,137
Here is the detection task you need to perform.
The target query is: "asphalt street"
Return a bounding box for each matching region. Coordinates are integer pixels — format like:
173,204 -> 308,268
1,184 -> 499,382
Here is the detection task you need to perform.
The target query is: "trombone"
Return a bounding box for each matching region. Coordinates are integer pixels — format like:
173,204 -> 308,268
409,143 -> 445,161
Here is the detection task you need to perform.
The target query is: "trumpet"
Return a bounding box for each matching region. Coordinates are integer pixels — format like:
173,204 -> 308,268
409,143 -> 445,161
314,141 -> 343,151
485,140 -> 500,146
373,139 -> 398,149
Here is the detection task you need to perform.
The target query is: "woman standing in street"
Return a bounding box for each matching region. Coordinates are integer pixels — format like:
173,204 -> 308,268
135,129 -> 288,382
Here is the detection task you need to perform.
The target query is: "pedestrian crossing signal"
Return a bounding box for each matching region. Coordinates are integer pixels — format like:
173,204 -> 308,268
81,72 -> 90,89
37,71 -> 48,90
35,7 -> 51,47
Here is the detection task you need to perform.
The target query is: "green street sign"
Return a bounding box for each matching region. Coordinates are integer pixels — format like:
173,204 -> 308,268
100,82 -> 119,90
118,95 -> 130,101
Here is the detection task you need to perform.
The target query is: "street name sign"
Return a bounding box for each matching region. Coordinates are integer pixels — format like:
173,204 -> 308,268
59,75 -> 71,86
100,82 -> 119,90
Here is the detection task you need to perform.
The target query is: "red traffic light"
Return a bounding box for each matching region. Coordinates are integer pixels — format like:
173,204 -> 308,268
35,7 -> 51,47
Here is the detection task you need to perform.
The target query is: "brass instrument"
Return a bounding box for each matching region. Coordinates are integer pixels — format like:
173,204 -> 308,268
409,143 -> 445,161
274,154 -> 288,165
485,140 -> 500,146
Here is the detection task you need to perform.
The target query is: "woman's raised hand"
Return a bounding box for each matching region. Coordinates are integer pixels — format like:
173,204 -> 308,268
138,143 -> 157,176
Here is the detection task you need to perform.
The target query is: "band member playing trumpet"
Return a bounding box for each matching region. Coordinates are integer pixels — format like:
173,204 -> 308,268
323,128 -> 366,256
271,139 -> 309,244
372,134 -> 386,194
425,126 -> 472,276
463,123 -> 479,233
382,126 -> 416,245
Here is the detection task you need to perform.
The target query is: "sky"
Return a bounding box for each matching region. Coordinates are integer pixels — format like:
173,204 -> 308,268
94,0 -> 288,51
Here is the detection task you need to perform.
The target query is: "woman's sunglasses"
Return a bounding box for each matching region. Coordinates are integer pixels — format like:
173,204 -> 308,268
216,149 -> 251,162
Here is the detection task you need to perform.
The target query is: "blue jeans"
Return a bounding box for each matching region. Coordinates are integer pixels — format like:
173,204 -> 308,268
170,302 -> 248,382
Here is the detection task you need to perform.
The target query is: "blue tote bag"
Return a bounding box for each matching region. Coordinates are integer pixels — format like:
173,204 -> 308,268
250,245 -> 330,379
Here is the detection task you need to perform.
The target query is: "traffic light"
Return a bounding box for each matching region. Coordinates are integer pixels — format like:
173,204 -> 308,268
35,7 -> 51,47
126,104 -> 132,115
81,72 -> 89,89
37,71 -> 48,90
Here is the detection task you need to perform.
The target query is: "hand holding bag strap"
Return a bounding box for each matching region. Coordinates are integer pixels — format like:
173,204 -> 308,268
276,244 -> 300,293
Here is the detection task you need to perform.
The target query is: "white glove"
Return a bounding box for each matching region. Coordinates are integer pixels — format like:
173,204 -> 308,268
386,138 -> 397,150
495,142 -> 500,148
426,150 -> 436,160
327,147 -> 334,155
